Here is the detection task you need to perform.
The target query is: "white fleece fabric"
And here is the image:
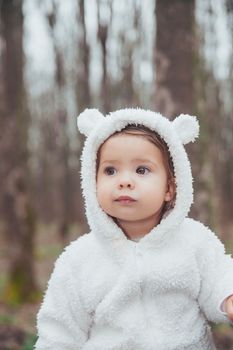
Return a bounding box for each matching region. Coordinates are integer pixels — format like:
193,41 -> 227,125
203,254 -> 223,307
35,108 -> 233,350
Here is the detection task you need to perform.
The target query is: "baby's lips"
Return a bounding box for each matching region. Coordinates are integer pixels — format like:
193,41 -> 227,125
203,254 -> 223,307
115,196 -> 136,201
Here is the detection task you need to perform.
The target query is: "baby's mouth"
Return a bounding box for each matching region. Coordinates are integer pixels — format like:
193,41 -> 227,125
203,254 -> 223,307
115,196 -> 136,203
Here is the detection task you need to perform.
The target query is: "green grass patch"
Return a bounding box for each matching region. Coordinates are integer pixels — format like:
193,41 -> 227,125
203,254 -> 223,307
22,334 -> 38,350
224,240 -> 233,255
36,244 -> 63,260
0,313 -> 15,325
0,273 -> 7,293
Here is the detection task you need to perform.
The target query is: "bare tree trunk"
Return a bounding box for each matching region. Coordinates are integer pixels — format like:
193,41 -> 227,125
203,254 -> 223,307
155,0 -> 195,118
219,0 -> 233,238
0,0 -> 39,303
74,0 -> 91,232
97,0 -> 112,113
154,0 -> 216,225
77,0 -> 91,110
46,4 -> 73,244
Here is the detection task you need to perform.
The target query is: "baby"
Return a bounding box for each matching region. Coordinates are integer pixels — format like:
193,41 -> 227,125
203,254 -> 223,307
35,108 -> 233,350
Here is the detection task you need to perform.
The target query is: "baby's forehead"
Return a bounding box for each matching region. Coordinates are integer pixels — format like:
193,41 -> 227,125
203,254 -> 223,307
98,131 -> 153,151
100,129 -> 153,146
97,132 -> 163,162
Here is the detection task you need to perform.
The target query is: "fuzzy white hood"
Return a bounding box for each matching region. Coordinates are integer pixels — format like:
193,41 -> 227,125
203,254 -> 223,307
77,108 -> 199,247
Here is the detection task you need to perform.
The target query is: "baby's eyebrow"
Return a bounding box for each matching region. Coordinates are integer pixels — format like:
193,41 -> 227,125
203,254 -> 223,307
100,160 -> 120,165
133,158 -> 156,165
100,159 -> 157,166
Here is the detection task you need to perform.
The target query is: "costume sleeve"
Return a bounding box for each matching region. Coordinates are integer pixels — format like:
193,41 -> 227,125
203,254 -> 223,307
197,225 -> 233,324
35,250 -> 91,350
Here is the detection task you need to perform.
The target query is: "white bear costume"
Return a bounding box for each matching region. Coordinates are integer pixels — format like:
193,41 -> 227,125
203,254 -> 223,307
35,108 -> 233,350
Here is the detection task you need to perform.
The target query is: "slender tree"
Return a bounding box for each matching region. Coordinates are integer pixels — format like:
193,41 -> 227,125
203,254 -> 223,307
155,0 -> 195,118
77,0 -> 91,110
154,0 -> 217,225
0,0 -> 39,303
219,0 -> 233,236
45,3 -> 73,244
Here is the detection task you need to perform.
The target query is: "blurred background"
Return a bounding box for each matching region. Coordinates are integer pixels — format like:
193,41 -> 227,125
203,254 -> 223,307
0,0 -> 233,349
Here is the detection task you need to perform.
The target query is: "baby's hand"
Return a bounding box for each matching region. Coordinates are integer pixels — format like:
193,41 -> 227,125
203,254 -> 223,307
224,295 -> 233,321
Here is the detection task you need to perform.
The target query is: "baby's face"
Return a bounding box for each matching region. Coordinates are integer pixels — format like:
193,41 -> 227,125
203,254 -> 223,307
96,133 -> 174,229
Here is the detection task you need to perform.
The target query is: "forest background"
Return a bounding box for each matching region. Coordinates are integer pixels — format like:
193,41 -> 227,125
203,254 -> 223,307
0,0 -> 233,349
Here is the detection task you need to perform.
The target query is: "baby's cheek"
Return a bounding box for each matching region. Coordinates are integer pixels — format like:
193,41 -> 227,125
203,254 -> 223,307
143,176 -> 164,191
97,185 -> 104,197
96,185 -> 104,206
96,185 -> 111,211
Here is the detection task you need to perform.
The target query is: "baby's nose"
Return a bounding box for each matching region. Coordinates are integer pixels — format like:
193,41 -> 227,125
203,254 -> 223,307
119,182 -> 133,189
118,174 -> 135,189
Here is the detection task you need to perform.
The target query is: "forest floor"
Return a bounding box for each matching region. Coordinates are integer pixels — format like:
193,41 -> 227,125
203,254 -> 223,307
0,224 -> 233,349
0,223 -> 83,349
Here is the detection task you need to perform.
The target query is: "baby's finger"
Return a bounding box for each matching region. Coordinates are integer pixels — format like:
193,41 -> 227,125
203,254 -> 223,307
225,297 -> 233,321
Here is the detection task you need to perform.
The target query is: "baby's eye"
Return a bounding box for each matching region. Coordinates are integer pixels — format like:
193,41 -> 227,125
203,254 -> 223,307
104,166 -> 116,175
136,166 -> 150,175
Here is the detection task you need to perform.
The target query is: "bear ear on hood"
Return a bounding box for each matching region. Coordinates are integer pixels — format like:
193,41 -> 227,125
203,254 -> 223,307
172,114 -> 199,145
77,109 -> 105,137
